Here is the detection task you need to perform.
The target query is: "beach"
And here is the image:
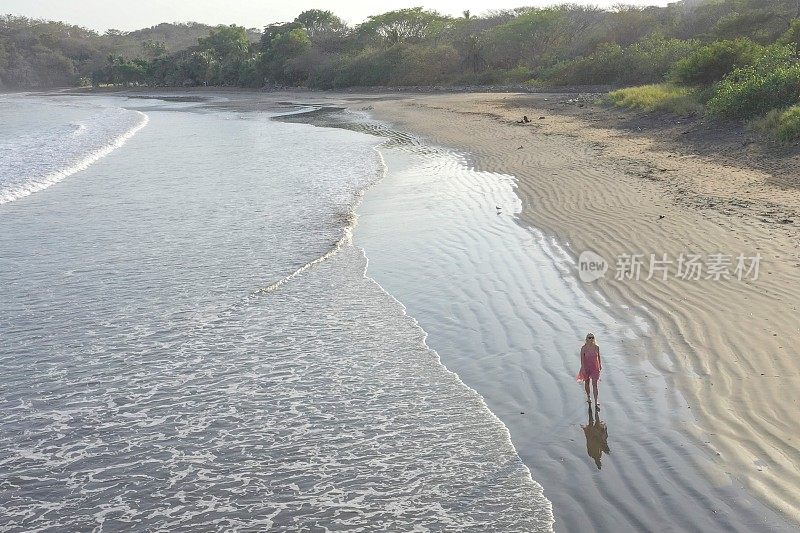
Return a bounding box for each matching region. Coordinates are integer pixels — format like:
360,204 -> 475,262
356,92 -> 800,529
3,88 -> 799,531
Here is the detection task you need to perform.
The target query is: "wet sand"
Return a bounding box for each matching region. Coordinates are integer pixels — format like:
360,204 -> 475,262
358,92 -> 800,530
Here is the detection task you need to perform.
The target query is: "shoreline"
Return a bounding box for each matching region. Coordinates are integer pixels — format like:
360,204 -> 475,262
58,85 -> 800,183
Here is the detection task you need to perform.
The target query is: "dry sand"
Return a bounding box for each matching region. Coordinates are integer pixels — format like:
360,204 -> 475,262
356,92 -> 800,526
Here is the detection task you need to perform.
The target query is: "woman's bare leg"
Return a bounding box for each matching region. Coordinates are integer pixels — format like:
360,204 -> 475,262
584,380 -> 591,402
592,378 -> 599,405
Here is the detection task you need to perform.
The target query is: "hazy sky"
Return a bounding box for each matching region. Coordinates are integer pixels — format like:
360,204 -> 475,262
3,0 -> 673,32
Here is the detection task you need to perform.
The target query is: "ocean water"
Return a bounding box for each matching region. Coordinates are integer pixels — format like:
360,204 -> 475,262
0,95 -> 552,531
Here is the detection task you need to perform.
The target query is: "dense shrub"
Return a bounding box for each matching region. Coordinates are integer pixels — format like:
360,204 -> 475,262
543,37 -> 698,87
707,45 -> 800,119
712,9 -> 791,43
671,38 -> 765,85
622,36 -> 700,85
778,18 -> 800,49
541,43 -> 625,85
332,46 -> 401,86
390,44 -> 461,85
323,44 -> 465,88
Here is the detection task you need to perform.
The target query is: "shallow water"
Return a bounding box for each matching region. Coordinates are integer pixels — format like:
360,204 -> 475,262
0,95 -> 551,531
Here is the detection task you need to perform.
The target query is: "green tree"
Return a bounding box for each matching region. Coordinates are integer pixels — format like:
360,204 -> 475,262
295,10 -> 346,38
482,7 -> 605,70
141,39 -> 166,58
186,50 -> 216,85
260,27 -> 311,84
199,25 -> 250,58
356,8 -> 448,45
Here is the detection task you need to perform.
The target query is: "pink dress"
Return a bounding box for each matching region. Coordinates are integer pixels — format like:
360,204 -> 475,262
577,344 -> 601,382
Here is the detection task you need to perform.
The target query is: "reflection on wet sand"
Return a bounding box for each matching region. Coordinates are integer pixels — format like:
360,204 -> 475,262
582,406 -> 611,470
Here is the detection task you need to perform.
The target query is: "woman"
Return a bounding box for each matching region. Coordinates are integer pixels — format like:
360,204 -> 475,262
577,333 -> 602,407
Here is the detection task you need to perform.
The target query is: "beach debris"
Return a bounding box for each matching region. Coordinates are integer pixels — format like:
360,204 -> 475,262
659,215 -> 666,220
517,115 -> 531,124
517,145 -> 523,149
538,116 -> 546,120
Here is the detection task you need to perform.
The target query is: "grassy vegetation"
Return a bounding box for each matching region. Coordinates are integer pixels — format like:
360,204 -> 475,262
607,84 -> 704,115
748,108 -> 784,134
752,105 -> 800,141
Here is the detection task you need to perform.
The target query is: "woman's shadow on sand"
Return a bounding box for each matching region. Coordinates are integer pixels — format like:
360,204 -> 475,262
582,406 -> 611,470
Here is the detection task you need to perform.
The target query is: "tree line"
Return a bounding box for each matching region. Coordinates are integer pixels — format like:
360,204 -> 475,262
1,1 -> 799,93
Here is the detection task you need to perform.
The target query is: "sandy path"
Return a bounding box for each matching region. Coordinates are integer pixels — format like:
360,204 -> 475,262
359,93 -> 800,525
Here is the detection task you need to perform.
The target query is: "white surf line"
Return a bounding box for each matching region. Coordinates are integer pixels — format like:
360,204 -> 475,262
253,153 -> 379,296
255,222 -> 356,295
0,110 -> 149,205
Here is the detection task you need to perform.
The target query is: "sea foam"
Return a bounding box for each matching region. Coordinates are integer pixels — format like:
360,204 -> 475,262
0,100 -> 148,204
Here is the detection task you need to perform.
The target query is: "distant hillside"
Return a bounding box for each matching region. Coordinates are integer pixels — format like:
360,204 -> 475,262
0,15 -> 260,89
104,22 -> 261,58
